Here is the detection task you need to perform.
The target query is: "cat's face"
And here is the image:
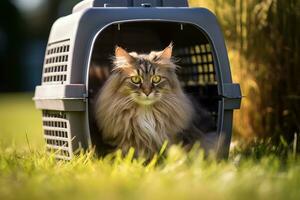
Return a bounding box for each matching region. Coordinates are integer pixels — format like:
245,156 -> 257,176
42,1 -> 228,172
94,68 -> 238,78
122,59 -> 171,105
112,44 -> 180,106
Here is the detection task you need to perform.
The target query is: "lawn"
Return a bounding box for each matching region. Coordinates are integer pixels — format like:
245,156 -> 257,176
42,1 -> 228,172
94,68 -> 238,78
0,94 -> 299,200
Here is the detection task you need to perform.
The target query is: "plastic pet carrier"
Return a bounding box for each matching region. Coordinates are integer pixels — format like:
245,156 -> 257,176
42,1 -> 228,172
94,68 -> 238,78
33,0 -> 242,160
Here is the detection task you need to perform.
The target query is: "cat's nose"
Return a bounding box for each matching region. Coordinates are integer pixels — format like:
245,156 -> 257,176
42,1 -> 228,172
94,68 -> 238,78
142,88 -> 152,96
141,84 -> 152,96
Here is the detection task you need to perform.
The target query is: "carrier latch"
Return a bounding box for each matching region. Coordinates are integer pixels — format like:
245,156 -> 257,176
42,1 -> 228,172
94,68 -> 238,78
222,83 -> 242,110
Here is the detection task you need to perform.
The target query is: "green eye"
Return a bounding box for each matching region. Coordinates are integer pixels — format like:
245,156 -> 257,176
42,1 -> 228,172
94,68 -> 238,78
151,75 -> 161,83
131,76 -> 142,84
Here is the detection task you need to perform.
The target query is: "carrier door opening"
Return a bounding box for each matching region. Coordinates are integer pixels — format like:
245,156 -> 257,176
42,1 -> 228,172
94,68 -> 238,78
88,21 -> 219,154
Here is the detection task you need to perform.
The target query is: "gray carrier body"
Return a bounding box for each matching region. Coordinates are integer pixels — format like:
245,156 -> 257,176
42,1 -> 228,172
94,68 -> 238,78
33,0 -> 242,160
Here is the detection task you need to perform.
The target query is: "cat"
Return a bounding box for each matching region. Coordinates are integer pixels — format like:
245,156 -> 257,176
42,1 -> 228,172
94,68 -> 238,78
95,43 -> 216,159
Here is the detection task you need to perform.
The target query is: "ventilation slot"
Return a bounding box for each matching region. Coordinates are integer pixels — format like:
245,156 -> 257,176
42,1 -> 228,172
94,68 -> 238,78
46,147 -> 71,160
42,110 -> 72,160
175,44 -> 217,86
174,43 -> 219,125
42,40 -> 70,84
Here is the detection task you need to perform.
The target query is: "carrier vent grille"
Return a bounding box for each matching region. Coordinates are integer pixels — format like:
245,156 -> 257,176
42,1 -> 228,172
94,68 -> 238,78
42,110 -> 72,160
175,44 -> 217,86
42,40 -> 70,84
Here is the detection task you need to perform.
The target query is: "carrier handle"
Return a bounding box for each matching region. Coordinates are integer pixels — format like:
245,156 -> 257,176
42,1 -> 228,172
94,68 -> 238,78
73,0 -> 189,13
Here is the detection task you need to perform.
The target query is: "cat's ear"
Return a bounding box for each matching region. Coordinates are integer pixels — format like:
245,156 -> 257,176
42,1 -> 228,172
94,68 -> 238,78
158,42 -> 173,60
115,46 -> 134,63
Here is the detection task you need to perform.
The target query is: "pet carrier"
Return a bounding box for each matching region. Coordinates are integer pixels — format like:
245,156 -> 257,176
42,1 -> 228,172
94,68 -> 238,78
33,0 -> 242,160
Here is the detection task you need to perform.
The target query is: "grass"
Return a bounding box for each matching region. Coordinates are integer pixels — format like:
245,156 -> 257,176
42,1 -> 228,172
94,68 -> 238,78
0,93 -> 300,200
0,93 -> 43,149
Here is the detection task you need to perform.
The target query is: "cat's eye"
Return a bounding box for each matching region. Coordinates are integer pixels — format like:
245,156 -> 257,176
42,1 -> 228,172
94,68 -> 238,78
131,76 -> 142,84
151,75 -> 161,83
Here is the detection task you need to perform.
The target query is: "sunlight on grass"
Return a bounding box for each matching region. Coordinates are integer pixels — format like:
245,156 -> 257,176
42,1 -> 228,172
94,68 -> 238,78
0,93 -> 299,200
0,93 -> 44,150
0,146 -> 300,200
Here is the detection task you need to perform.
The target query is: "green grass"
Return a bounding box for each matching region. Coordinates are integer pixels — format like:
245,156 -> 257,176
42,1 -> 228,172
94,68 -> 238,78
0,93 -> 300,200
0,93 -> 43,149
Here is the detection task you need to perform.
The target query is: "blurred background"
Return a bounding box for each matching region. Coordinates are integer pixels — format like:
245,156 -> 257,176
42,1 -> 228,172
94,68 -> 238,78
0,0 -> 81,91
189,0 -> 300,144
0,0 -> 299,148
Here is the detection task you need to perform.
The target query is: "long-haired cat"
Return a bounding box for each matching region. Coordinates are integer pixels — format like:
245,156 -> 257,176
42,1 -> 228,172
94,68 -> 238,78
95,43 -> 216,159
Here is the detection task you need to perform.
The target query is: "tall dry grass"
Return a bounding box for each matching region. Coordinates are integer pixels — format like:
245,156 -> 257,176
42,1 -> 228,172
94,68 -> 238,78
189,0 -> 300,143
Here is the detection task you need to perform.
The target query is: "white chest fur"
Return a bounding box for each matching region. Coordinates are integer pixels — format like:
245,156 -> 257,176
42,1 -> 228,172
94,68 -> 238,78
136,108 -> 157,137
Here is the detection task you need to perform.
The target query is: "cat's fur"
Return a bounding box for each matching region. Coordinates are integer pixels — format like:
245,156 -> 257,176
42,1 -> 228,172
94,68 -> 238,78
95,44 -> 214,158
